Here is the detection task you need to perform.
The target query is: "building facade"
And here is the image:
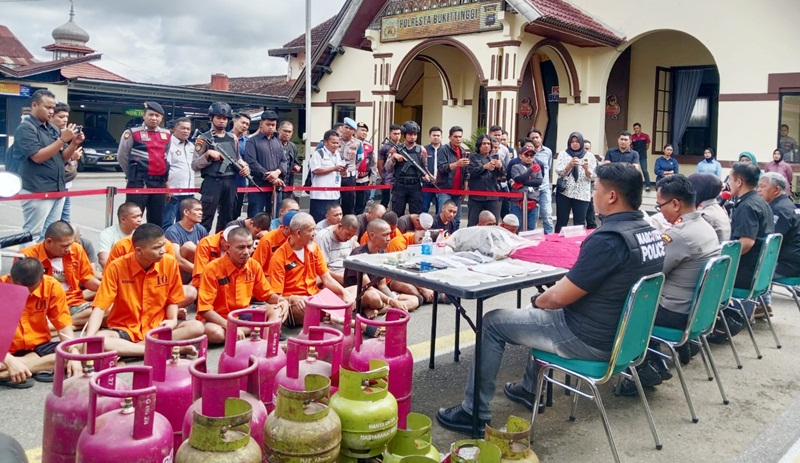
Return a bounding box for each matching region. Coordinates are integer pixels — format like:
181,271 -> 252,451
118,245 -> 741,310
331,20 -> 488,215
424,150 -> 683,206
297,0 -> 800,181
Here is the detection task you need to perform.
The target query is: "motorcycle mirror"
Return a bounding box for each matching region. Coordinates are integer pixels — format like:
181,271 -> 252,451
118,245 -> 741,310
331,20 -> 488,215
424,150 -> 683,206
0,172 -> 22,198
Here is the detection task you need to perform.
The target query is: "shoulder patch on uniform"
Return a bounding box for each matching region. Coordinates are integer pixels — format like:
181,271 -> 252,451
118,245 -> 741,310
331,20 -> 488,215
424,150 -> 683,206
195,139 -> 205,152
661,233 -> 672,244
123,130 -> 131,139
160,132 -> 168,140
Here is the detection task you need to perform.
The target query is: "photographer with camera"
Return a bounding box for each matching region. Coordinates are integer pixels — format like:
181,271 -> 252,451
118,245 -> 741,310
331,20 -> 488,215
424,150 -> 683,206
10,89 -> 80,244
554,132 -> 596,233
51,102 -> 84,224
466,134 -> 504,226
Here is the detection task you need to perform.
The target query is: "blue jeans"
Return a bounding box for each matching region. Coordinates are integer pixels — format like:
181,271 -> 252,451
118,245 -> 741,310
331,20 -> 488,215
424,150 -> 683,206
60,196 -> 71,223
162,194 -> 194,230
247,192 -> 274,219
421,188 -> 439,215
21,192 -> 65,243
538,186 -> 554,234
510,203 -> 538,232
461,307 -> 609,420
437,194 -> 462,231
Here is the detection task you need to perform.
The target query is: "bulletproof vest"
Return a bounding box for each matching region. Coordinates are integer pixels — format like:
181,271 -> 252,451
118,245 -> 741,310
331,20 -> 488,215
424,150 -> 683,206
563,213 -> 664,348
396,144 -> 425,181
200,130 -> 239,178
128,127 -> 171,180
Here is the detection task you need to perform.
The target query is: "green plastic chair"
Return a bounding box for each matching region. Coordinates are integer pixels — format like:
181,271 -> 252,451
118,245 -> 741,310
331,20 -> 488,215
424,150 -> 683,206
530,273 -> 665,463
718,241 -> 744,368
731,233 -> 783,354
771,275 -> 800,313
649,256 -> 732,423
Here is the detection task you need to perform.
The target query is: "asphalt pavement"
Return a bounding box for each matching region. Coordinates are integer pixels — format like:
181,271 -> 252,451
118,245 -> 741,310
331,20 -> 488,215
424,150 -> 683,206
2,171 -> 800,462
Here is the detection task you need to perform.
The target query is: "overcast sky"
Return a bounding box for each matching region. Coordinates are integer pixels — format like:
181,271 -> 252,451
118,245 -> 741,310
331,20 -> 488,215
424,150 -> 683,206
2,0 -> 346,85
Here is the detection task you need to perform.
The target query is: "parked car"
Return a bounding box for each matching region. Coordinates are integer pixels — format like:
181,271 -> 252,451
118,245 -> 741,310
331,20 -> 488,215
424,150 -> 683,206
77,127 -> 122,172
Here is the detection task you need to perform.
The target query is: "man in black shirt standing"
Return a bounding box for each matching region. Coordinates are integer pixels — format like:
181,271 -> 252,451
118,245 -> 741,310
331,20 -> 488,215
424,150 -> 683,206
245,110 -> 287,219
192,102 -> 251,233
385,121 -> 431,216
729,162 -> 774,292
604,131 -> 642,178
437,163 -> 664,435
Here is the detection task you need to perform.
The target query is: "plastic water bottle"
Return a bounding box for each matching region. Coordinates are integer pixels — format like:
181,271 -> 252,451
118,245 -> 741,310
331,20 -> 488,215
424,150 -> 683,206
434,229 -> 446,255
421,230 -> 433,256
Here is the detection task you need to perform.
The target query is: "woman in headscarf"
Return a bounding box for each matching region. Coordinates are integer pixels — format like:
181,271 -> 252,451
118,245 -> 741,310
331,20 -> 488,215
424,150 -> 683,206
696,147 -> 723,178
688,173 -> 731,242
553,132 -> 596,232
764,148 -> 794,194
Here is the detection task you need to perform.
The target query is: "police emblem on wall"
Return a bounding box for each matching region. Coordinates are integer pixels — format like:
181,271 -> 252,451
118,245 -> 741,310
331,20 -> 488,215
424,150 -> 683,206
483,3 -> 497,26
519,97 -> 533,119
606,94 -> 621,119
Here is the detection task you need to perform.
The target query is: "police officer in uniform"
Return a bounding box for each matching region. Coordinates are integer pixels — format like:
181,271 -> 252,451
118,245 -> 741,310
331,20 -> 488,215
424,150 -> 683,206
117,101 -> 171,226
437,163 -> 665,435
385,121 -> 431,216
192,102 -> 251,233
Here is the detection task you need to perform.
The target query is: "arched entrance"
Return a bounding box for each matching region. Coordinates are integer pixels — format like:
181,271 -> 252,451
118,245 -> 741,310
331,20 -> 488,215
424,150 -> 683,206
391,38 -> 486,138
603,30 -> 719,158
516,39 -> 581,150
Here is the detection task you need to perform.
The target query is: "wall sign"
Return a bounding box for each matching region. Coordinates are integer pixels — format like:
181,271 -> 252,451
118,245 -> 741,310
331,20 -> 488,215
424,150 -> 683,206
381,1 -> 502,43
124,108 -> 146,117
0,83 -> 31,97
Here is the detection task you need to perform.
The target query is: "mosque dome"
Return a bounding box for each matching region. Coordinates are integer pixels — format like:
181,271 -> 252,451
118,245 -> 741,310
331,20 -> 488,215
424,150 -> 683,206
51,5 -> 90,46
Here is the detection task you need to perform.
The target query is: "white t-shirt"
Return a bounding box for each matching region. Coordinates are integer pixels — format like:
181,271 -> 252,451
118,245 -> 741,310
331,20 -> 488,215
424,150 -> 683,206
314,227 -> 358,270
293,248 -> 305,263
49,257 -> 70,292
308,147 -> 342,200
97,224 -> 129,254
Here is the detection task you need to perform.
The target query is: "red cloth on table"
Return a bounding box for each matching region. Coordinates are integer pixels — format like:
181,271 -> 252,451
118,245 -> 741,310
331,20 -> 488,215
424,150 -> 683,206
509,233 -> 590,269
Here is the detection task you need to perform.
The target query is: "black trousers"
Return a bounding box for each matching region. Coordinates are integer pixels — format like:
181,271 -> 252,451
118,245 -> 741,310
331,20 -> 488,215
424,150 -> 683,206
380,183 -> 392,208
199,176 -> 237,233
354,183 -> 370,215
126,178 -> 166,227
585,197 -> 597,228
340,176 -> 357,215
391,183 -> 422,216
467,198 -> 501,227
554,193 -> 590,233
639,154 -> 652,187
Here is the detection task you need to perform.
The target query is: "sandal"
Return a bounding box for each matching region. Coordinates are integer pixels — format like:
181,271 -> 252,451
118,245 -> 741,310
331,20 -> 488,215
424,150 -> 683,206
363,325 -> 383,339
0,378 -> 34,389
32,371 -> 54,383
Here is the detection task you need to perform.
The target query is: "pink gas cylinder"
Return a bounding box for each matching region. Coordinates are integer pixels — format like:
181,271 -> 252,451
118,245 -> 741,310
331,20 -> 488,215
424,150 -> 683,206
275,326 -> 344,396
217,308 -> 286,412
182,355 -> 269,460
350,308 -> 414,429
143,326 -> 208,456
76,365 -> 174,463
42,337 -> 123,463
297,288 -> 355,365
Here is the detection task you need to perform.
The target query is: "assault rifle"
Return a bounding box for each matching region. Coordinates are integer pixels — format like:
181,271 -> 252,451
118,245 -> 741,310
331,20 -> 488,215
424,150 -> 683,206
383,138 -> 441,191
193,129 -> 264,193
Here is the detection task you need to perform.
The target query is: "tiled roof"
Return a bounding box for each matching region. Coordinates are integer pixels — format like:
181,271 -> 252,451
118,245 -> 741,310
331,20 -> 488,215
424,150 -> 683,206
269,15 -> 337,56
61,62 -> 130,82
0,54 -> 101,78
188,75 -> 295,99
0,25 -> 36,66
529,0 -> 623,45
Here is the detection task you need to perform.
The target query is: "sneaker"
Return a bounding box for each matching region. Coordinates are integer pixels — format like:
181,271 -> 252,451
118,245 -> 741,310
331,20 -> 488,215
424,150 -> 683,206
645,186 -> 651,192
436,405 -> 490,437
754,304 -> 773,319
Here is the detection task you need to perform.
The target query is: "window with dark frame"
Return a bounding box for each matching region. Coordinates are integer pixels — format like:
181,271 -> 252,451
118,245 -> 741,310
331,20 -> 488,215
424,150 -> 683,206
652,67 -> 671,155
332,103 -> 356,128
779,93 -> 800,164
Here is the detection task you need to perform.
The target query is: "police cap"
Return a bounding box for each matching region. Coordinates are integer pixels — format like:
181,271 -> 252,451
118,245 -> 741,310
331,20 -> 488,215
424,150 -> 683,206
144,101 -> 164,116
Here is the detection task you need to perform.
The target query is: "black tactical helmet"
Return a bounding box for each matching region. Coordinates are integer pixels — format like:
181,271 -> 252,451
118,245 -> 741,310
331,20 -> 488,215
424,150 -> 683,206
401,120 -> 420,135
208,102 -> 233,118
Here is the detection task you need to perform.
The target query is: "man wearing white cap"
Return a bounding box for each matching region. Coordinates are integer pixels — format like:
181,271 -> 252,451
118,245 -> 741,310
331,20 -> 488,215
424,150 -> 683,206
337,117 -> 363,216
501,214 -> 519,234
